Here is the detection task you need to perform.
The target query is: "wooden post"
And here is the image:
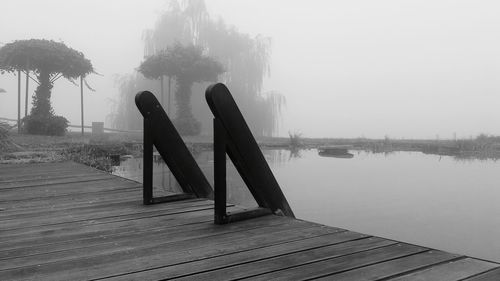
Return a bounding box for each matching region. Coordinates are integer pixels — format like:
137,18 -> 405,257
167,76 -> 172,189
160,75 -> 164,107
167,76 -> 171,115
17,70 -> 21,133
80,76 -> 84,136
24,70 -> 29,117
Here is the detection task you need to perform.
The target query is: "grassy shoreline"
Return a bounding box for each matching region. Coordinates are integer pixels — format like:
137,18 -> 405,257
2,132 -> 500,169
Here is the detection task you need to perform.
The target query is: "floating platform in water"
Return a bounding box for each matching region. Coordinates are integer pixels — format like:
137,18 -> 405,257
318,145 -> 354,158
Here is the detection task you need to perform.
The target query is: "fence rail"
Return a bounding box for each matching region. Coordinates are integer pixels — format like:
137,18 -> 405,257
0,117 -> 140,133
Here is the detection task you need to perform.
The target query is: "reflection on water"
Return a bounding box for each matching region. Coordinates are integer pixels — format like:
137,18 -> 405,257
112,148 -> 500,263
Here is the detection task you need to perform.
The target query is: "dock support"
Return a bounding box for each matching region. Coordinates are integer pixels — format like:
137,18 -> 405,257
214,117 -> 227,223
143,118 -> 154,205
142,116 -> 195,205
213,118 -> 271,224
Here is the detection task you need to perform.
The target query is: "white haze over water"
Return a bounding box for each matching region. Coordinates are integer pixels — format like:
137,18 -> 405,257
1,0 -> 499,139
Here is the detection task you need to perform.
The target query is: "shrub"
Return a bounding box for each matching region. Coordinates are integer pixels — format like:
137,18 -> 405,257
23,114 -> 68,136
0,121 -> 19,152
288,131 -> 303,147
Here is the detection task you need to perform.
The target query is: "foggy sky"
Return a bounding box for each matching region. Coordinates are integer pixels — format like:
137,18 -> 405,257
1,0 -> 500,139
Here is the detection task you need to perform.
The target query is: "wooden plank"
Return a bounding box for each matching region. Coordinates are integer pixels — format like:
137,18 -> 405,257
0,170 -> 108,184
0,179 -> 140,202
313,250 -> 461,281
0,189 -> 142,214
0,206 -> 268,270
0,176 -> 130,193
0,174 -> 115,189
0,162 -> 83,173
103,231 -> 369,281
0,195 -> 202,222
0,199 -> 213,240
171,237 -> 398,281
2,215 -> 297,256
1,205 -> 243,253
0,190 -> 197,221
388,258 -> 499,281
0,170 -> 107,184
0,200 -> 212,238
0,162 -> 97,174
0,198 -> 213,244
0,199 -> 215,231
0,218 -> 340,280
0,185 -> 142,209
0,213 -> 282,253
0,169 -> 106,182
0,183 -> 138,203
237,243 -> 427,281
463,267 -> 500,281
0,163 -> 97,179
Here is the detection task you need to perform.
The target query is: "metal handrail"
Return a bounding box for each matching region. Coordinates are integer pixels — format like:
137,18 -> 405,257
206,83 -> 295,224
135,91 -> 213,204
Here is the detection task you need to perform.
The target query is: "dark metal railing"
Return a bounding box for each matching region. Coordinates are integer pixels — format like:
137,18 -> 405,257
135,91 -> 213,204
134,86 -> 294,225
206,83 -> 295,224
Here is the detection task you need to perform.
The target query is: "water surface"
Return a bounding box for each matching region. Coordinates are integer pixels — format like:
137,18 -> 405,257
113,149 -> 500,262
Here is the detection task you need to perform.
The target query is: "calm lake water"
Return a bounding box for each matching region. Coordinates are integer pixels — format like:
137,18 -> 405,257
112,149 -> 500,262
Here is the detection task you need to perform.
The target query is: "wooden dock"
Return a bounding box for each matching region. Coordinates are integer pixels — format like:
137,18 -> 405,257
1,162 -> 499,281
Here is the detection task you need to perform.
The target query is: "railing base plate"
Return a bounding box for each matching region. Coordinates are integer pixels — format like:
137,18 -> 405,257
215,207 -> 272,225
144,193 -> 196,205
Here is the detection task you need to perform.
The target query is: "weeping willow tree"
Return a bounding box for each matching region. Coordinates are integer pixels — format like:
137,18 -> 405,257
108,73 -> 151,131
111,0 -> 284,136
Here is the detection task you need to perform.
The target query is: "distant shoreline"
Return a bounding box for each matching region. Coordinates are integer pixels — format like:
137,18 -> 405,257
2,131 -> 500,166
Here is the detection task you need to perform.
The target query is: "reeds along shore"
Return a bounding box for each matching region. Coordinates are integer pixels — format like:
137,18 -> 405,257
304,135 -> 500,160
3,130 -> 500,167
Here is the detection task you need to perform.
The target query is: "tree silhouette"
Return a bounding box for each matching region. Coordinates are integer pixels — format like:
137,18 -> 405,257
137,50 -> 177,110
0,39 -> 93,135
113,0 -> 284,136
143,0 -> 282,136
138,43 -> 224,135
168,43 -> 224,135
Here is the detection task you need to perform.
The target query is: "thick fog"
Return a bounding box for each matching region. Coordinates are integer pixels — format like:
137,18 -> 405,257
1,0 -> 499,139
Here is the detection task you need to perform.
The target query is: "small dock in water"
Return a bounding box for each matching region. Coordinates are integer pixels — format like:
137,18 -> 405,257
1,161 -> 499,281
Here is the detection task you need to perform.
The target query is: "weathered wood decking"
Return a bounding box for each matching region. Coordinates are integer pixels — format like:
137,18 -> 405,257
1,162 -> 499,280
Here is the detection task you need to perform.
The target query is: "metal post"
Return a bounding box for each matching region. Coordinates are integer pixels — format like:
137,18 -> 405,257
80,76 -> 84,136
143,117 -> 153,205
214,118 -> 227,224
17,70 -> 21,133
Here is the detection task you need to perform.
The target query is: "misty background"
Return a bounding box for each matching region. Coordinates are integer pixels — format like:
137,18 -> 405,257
1,0 -> 499,139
